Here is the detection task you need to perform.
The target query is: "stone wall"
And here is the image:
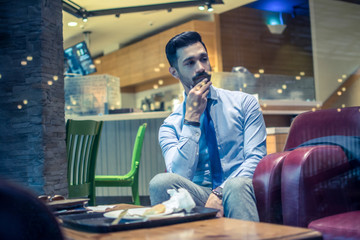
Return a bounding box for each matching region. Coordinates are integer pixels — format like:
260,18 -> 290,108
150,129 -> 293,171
0,0 -> 67,195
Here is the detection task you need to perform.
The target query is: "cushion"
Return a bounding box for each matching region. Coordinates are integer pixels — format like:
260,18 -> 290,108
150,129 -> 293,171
308,211 -> 360,240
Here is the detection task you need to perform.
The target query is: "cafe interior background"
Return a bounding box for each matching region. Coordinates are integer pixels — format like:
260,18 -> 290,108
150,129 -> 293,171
0,0 -> 359,208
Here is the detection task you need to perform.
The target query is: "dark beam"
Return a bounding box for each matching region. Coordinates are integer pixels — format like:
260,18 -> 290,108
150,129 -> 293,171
63,0 -> 224,18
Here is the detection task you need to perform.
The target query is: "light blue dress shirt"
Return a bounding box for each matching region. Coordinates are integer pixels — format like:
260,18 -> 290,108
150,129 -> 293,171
158,86 -> 267,188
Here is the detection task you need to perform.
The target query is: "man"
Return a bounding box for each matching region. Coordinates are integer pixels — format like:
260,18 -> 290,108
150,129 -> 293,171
149,31 -> 267,221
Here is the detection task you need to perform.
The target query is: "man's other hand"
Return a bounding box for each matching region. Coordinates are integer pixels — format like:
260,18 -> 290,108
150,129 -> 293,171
205,193 -> 224,217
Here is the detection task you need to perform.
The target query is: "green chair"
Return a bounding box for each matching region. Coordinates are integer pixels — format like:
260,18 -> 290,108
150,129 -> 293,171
66,119 -> 103,206
95,123 -> 147,205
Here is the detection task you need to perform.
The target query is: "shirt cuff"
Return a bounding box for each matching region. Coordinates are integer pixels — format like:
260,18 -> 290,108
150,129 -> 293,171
182,124 -> 201,142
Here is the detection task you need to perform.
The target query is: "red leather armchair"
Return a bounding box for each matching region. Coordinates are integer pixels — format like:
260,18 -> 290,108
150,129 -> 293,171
253,106 -> 360,239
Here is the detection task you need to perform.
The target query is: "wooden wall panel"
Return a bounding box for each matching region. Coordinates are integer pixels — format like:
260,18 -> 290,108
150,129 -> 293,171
93,20 -> 216,90
266,133 -> 288,154
218,7 -> 313,76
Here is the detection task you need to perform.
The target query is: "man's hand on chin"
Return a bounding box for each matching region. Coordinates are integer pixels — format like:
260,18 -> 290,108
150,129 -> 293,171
205,193 -> 224,217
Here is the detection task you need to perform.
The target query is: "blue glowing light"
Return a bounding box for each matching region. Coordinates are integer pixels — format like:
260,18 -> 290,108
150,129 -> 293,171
267,12 -> 284,26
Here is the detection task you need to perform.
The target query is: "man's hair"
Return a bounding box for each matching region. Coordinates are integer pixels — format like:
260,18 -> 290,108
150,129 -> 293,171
165,31 -> 208,68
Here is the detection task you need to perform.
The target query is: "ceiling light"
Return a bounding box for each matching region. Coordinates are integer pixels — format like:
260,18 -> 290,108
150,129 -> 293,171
68,22 -> 78,27
266,12 -> 286,34
82,17 -> 88,22
207,4 -> 213,12
198,5 -> 205,11
267,24 -> 286,34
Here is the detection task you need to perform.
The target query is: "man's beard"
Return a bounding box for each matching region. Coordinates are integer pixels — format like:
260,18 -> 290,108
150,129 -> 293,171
192,72 -> 211,84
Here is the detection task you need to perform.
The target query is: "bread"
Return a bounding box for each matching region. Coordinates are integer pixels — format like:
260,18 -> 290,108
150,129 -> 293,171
143,204 -> 166,216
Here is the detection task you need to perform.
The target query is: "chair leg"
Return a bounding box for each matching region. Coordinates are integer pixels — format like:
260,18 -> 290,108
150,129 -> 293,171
131,184 -> 140,205
89,185 -> 96,206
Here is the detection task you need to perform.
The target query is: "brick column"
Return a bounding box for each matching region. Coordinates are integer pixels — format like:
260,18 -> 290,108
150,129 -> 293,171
0,0 -> 67,195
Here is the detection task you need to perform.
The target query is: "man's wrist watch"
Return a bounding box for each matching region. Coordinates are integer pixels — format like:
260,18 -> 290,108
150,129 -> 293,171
183,119 -> 200,127
211,187 -> 223,200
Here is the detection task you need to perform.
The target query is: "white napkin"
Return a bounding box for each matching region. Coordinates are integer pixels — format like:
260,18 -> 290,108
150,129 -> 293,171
162,188 -> 196,213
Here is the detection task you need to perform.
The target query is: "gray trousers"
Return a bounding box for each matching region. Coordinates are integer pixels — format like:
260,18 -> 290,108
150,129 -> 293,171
149,172 -> 259,221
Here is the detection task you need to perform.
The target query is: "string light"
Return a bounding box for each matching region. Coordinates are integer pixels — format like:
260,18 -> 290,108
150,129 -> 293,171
68,22 -> 78,27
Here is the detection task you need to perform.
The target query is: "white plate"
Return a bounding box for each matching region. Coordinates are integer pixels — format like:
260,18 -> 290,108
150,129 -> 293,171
103,207 -> 173,220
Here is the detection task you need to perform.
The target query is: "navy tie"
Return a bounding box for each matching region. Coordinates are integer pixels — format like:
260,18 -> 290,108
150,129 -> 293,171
204,101 -> 223,189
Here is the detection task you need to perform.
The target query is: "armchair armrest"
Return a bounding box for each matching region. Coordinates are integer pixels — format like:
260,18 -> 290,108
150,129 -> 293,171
281,145 -> 352,227
253,151 -> 290,224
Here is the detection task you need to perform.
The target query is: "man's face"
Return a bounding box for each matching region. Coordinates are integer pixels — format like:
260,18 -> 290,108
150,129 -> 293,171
170,42 -> 211,93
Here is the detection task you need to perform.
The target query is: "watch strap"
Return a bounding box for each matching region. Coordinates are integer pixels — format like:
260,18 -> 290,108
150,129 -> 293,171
183,119 -> 200,127
211,187 -> 223,200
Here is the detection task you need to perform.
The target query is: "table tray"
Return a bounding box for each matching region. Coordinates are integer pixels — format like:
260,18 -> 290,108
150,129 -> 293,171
59,206 -> 218,233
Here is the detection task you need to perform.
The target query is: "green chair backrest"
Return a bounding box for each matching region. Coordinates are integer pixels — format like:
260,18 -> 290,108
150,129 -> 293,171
130,123 -> 147,176
66,119 -> 103,205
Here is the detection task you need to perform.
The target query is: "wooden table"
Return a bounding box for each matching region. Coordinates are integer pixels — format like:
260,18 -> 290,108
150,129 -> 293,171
61,205 -> 322,240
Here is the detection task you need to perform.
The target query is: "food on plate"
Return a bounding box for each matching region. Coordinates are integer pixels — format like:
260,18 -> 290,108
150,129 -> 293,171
143,204 -> 166,216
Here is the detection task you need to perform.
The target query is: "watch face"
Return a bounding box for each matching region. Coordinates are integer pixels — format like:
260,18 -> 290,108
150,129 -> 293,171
212,189 -> 223,199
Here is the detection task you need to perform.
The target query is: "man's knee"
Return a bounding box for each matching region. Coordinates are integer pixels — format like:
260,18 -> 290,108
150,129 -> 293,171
223,177 -> 254,195
150,173 -> 170,191
149,172 -> 181,192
